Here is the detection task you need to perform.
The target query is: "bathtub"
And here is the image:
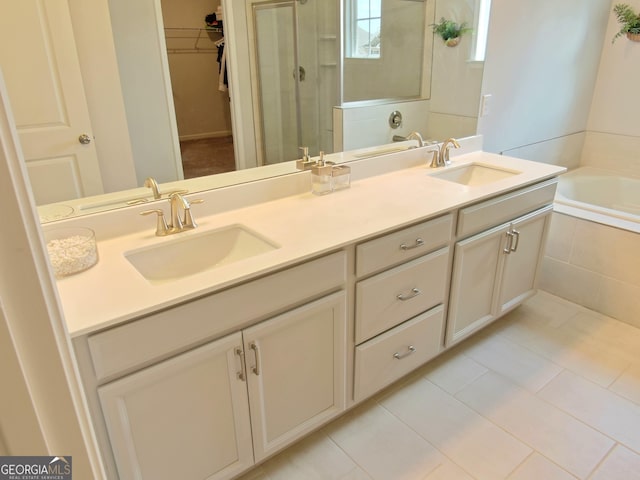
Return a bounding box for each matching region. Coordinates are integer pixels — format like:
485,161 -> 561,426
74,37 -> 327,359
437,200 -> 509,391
554,166 -> 640,233
541,166 -> 640,328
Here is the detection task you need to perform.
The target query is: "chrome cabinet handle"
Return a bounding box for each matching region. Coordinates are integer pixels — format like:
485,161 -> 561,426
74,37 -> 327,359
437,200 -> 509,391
397,288 -> 421,301
249,342 -> 260,376
510,229 -> 520,252
235,347 -> 246,381
400,238 -> 425,251
503,231 -> 514,254
393,345 -> 416,360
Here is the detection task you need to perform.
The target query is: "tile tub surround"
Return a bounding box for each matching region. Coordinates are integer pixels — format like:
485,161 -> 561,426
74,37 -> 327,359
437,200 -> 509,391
238,291 -> 640,480
540,212 -> 640,328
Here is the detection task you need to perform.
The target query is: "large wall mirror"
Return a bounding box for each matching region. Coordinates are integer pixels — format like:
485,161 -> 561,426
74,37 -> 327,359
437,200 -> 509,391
0,0 -> 488,222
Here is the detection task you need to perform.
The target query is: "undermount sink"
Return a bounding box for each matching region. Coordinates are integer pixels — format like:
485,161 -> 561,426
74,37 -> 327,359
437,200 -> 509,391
125,225 -> 279,283
429,163 -> 521,186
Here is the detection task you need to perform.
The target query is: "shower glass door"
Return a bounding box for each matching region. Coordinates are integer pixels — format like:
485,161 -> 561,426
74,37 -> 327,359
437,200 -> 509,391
252,0 -> 337,165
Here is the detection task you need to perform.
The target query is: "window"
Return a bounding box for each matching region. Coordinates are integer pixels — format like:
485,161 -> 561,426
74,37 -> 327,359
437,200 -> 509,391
346,0 -> 382,59
470,0 -> 492,62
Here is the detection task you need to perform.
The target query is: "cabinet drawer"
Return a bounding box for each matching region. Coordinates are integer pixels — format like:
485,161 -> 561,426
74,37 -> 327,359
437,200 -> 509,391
355,247 -> 449,344
457,179 -> 557,238
88,251 -> 347,381
356,214 -> 453,277
354,305 -> 444,402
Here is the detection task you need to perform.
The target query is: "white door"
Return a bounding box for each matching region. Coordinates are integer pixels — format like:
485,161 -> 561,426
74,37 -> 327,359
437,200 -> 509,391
244,291 -> 347,461
446,223 -> 509,346
0,0 -> 103,205
496,207 -> 552,315
98,332 -> 254,480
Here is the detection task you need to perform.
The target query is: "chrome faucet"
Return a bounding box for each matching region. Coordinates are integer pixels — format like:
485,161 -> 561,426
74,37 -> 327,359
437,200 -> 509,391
144,177 -> 161,199
439,138 -> 461,166
392,131 -> 425,148
141,192 -> 203,236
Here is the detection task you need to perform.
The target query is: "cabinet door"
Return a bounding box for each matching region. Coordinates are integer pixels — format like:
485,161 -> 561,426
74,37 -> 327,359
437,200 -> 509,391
496,207 -> 552,315
446,223 -> 509,346
98,332 -> 253,480
244,292 -> 347,461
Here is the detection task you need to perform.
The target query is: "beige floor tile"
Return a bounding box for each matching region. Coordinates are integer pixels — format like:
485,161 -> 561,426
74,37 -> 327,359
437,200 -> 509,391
456,372 -> 613,479
506,453 -> 577,480
380,376 -> 531,480
424,461 -> 474,480
462,332 -> 563,392
520,290 -> 585,326
590,444 -> 640,480
539,370 -> 640,453
611,363 -> 640,406
497,310 -> 631,387
326,401 -> 444,480
422,348 -> 488,395
255,430 -> 372,480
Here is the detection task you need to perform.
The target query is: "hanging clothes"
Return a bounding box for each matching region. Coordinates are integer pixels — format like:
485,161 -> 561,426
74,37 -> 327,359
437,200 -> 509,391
215,37 -> 228,92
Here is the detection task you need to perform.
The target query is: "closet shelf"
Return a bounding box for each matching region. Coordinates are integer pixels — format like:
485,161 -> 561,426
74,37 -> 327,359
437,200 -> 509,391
164,27 -> 223,53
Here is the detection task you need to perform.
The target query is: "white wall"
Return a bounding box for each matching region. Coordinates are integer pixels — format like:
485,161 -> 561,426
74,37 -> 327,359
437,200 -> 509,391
583,0 -> 640,175
478,0 -> 611,160
109,0 -> 183,184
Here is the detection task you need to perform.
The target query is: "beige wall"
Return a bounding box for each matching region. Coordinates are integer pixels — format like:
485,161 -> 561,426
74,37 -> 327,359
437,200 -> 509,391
162,0 -> 233,140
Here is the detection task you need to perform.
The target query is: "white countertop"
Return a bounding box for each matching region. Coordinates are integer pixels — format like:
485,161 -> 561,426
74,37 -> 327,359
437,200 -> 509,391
55,150 -> 565,337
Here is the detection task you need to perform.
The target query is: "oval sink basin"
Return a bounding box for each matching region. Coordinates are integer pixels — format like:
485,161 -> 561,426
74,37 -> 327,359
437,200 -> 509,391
125,225 -> 279,284
429,163 -> 521,186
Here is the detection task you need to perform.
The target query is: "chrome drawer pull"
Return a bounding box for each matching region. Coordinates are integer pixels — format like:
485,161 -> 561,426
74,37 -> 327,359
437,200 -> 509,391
400,238 -> 425,251
503,231 -> 514,254
397,288 -> 421,301
393,345 -> 416,360
250,342 -> 261,376
235,347 -> 246,381
510,229 -> 520,252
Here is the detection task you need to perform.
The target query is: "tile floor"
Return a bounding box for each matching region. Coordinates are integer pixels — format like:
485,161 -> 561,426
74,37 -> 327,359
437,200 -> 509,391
237,291 -> 640,480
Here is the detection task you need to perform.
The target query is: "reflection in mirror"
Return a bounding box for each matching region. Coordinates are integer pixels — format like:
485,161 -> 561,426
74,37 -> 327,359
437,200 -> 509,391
343,0 -> 429,102
249,0 -> 338,165
0,0 -> 487,223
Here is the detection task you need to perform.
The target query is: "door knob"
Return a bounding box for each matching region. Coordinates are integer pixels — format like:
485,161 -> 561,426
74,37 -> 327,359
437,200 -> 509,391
78,134 -> 92,145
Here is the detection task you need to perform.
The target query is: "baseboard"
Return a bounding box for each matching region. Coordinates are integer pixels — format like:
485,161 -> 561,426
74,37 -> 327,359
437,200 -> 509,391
179,130 -> 233,142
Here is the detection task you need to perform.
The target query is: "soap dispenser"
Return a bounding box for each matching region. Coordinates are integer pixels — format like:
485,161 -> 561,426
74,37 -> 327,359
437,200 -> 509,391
311,152 -> 332,195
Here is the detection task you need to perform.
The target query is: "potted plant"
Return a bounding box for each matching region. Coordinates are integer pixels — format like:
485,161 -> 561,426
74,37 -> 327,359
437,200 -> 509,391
612,3 -> 640,43
432,17 -> 472,47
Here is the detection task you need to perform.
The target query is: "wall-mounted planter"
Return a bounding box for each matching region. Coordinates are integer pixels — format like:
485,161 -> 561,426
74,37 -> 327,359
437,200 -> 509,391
445,37 -> 461,47
627,32 -> 640,42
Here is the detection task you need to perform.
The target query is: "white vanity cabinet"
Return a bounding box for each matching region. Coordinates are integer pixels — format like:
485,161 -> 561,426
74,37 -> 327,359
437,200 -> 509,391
98,292 -> 346,479
445,180 -> 557,346
98,332 -> 253,480
78,252 -> 347,480
243,292 -> 346,461
352,214 -> 454,401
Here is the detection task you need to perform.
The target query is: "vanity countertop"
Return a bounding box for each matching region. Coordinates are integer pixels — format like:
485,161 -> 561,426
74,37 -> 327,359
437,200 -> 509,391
55,150 -> 565,337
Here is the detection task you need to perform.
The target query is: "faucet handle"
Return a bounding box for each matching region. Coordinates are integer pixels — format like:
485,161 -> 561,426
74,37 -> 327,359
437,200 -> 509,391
141,209 -> 169,236
183,198 -> 204,229
427,149 -> 440,168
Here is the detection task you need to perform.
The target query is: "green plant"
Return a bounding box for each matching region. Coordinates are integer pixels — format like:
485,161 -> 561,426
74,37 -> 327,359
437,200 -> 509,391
431,17 -> 472,42
612,3 -> 640,43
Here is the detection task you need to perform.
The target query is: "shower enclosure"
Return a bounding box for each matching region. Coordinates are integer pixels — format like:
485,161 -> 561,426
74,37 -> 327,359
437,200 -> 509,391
248,0 -> 338,165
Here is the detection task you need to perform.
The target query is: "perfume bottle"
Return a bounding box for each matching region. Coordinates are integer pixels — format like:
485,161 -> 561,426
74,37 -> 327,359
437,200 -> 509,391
311,152 -> 332,195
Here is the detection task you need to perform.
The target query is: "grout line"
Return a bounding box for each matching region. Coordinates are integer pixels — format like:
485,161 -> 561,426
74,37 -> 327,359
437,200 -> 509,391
585,442 -> 618,480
